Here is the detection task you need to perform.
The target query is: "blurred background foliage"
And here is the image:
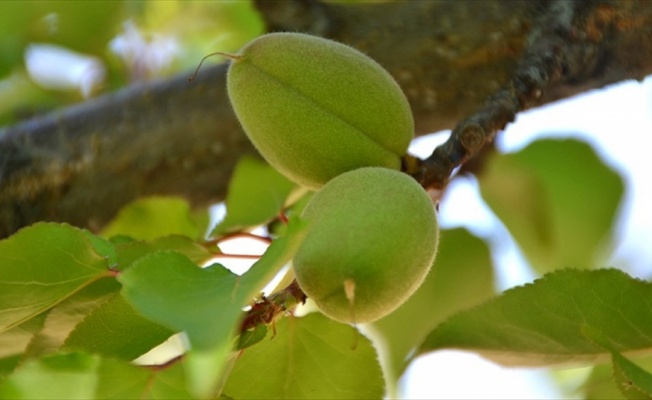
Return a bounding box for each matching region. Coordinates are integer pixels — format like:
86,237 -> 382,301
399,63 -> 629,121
0,0 -> 263,126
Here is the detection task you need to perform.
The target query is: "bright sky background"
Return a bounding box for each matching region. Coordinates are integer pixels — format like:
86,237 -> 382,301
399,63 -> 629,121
401,76 -> 652,399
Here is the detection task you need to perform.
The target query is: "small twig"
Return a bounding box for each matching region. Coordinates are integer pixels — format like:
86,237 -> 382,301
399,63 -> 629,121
417,0 -> 604,190
143,354 -> 185,371
215,253 -> 262,260
204,232 -> 273,249
240,280 -> 307,333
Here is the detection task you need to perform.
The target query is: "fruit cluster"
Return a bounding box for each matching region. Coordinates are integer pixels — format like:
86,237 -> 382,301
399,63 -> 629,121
226,32 -> 439,323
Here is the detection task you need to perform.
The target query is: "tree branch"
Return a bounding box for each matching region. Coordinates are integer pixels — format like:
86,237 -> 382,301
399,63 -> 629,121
1,0 -> 650,237
419,0 -> 652,189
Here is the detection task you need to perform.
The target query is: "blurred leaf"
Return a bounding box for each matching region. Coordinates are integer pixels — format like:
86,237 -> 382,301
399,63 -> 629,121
142,0 -> 264,73
25,278 -> 120,358
102,197 -> 202,241
0,71 -> 60,126
0,223 -> 112,333
479,139 -> 623,273
584,356 -> 652,399
207,0 -> 265,51
581,325 -> 652,399
584,363 -> 627,399
119,217 -> 307,397
212,156 -> 295,236
0,3 -> 33,75
190,207 -> 211,239
0,355 -> 21,380
371,228 -> 495,382
0,1 -> 124,111
419,269 -> 652,367
267,191 -> 313,237
0,351 -> 193,399
0,315 -> 47,377
65,294 -> 174,360
0,352 -> 99,399
612,352 -> 652,399
0,316 -> 45,359
223,313 -> 384,399
26,2 -> 124,56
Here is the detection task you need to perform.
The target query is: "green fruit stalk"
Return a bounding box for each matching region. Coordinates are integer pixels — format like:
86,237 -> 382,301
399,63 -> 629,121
226,32 -> 414,189
293,167 -> 439,323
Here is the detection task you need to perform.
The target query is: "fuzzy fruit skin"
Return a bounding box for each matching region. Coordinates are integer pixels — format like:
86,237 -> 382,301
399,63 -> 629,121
293,167 -> 439,323
227,32 -> 414,189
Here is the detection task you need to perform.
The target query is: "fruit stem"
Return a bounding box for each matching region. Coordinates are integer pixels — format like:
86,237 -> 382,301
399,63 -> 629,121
188,52 -> 243,82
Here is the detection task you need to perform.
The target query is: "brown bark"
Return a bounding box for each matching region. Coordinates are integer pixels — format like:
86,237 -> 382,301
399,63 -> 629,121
0,0 -> 651,238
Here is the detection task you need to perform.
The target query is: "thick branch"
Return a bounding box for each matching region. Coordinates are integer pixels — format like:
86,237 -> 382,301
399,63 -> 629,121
0,64 -> 254,236
419,0 -> 652,189
1,0 -> 651,237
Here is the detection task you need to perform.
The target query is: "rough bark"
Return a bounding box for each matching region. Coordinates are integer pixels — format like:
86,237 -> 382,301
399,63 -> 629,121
1,0 -> 651,237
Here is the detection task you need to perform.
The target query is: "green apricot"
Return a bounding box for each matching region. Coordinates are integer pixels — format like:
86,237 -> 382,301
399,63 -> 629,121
226,32 -> 414,189
293,167 -> 439,323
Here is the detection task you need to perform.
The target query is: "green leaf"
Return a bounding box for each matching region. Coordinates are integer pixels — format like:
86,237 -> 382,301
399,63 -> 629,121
419,269 -> 652,367
371,229 -> 495,382
102,197 -> 202,241
212,156 -> 295,236
25,278 -> 120,358
65,294 -> 174,360
223,313 -> 384,399
82,231 -> 118,268
120,217 -> 307,350
115,235 -> 215,271
98,358 -> 194,400
0,223 -> 112,333
184,347 -> 235,399
479,139 -> 623,273
612,352 -> 652,399
119,217 -> 308,397
119,252 -> 232,350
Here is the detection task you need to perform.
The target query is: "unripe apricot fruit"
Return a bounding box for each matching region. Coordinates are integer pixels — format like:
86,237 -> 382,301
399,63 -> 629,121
293,167 -> 439,323
226,32 -> 414,189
